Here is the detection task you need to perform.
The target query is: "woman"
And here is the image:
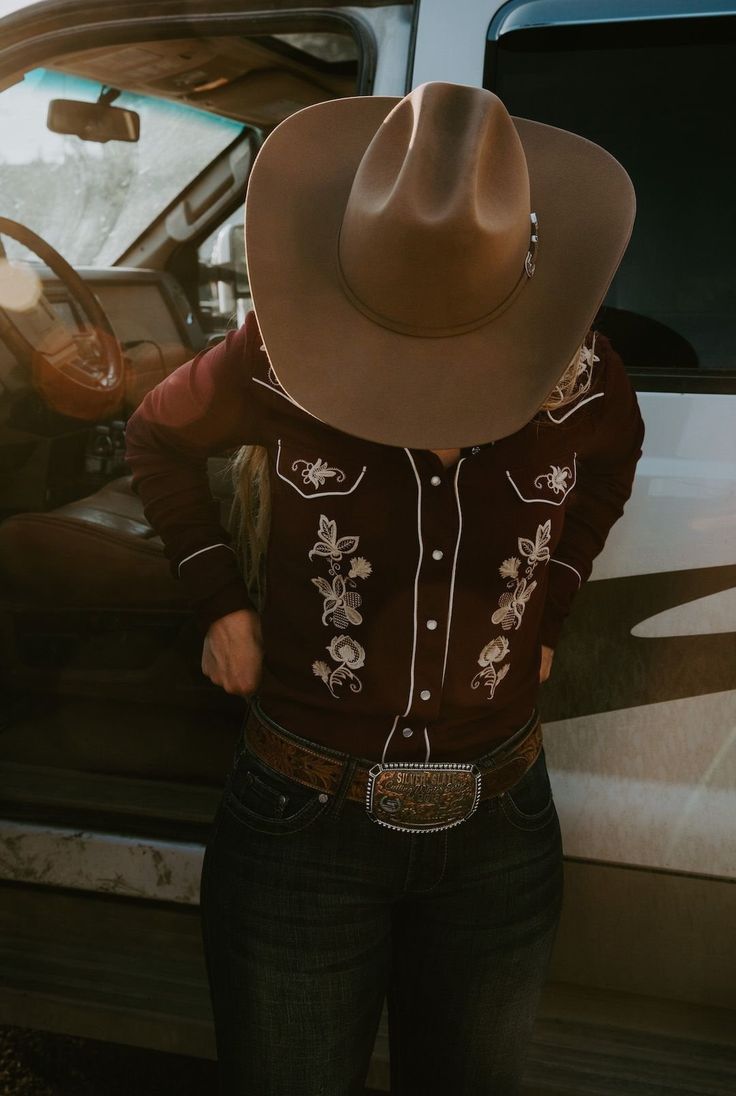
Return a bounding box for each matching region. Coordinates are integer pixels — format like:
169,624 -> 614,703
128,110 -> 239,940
125,83 -> 644,1095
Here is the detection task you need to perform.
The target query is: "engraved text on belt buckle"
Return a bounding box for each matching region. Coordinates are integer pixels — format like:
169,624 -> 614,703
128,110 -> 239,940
365,762 -> 482,833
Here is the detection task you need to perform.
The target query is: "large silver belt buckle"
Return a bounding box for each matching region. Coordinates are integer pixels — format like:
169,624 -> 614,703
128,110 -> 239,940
365,762 -> 482,833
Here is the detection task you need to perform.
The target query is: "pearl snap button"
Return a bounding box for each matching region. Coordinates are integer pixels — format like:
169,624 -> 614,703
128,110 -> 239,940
426,619 -> 438,630
318,793 -> 329,803
402,727 -> 413,738
430,475 -> 441,486
432,549 -> 444,560
420,689 -> 431,701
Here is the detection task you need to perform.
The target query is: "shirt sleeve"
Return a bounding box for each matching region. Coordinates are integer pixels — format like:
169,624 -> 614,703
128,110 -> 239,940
539,334 -> 645,648
123,311 -> 266,635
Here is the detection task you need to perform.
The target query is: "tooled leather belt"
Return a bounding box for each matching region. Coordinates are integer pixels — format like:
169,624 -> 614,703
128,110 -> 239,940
244,701 -> 543,834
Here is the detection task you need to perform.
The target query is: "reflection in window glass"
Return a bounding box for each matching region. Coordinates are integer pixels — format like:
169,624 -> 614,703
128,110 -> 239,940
486,17 -> 736,376
271,31 -> 359,63
0,68 -> 244,268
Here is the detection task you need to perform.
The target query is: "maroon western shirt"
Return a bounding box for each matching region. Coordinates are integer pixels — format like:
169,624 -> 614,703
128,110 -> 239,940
124,311 -> 644,761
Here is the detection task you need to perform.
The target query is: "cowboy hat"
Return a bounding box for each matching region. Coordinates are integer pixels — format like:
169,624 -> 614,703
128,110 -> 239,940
244,81 -> 635,448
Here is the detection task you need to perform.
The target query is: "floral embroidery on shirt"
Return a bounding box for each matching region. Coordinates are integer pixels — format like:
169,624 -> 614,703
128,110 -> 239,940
491,576 -> 538,631
308,515 -> 372,697
519,520 -> 552,570
499,557 -> 520,580
312,635 -> 365,697
534,464 -> 573,495
308,515 -> 360,570
543,331 -> 600,412
258,343 -> 285,389
575,336 -> 600,393
471,636 -> 511,698
258,345 -> 288,393
266,363 -> 286,391
292,457 -> 347,488
472,519 -> 552,698
252,350 -> 302,408
349,556 -> 372,580
311,575 -> 363,628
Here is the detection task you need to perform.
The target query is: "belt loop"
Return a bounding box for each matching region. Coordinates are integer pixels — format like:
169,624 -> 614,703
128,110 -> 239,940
327,755 -> 359,820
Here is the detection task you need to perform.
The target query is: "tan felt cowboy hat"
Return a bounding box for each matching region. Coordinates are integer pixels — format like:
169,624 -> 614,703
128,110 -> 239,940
244,81 -> 636,449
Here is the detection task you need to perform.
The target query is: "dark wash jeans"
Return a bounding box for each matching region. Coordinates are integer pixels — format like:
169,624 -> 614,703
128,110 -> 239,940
199,702 -> 564,1096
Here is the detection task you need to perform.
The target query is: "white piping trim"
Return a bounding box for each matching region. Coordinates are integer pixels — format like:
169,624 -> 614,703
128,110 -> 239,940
254,321 -> 329,423
546,391 -> 604,424
550,557 -> 583,587
441,457 -> 467,688
402,449 -> 424,717
381,714 -> 400,764
252,376 -> 300,406
253,371 -> 330,425
177,543 -> 234,577
275,439 -> 367,499
423,726 -> 431,763
267,373 -> 330,424
505,453 -> 577,506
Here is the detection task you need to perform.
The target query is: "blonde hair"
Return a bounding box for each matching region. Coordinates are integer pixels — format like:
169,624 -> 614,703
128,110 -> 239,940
227,330 -> 598,602
226,442 -> 270,611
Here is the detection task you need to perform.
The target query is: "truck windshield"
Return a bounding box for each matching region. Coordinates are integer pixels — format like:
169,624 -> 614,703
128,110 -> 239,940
0,67 -> 245,266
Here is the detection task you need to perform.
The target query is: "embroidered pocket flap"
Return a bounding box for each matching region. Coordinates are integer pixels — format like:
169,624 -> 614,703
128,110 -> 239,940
276,439 -> 367,499
506,455 -> 577,506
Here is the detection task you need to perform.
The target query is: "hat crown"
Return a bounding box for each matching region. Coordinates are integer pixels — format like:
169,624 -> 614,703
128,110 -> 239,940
337,82 -> 532,336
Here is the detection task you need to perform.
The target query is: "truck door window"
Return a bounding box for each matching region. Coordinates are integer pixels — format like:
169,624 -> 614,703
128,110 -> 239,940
485,15 -> 736,391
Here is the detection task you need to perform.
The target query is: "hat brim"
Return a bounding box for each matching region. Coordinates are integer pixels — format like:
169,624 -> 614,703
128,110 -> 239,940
245,94 -> 635,448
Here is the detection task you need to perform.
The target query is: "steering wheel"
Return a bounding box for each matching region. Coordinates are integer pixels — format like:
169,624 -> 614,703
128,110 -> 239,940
0,217 -> 125,420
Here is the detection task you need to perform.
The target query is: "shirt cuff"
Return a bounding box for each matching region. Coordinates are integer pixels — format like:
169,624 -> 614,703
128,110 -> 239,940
175,543 -> 256,636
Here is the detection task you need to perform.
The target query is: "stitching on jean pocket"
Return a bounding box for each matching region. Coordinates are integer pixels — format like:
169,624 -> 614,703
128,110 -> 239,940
223,787 -> 329,834
500,788 -> 555,831
224,753 -> 330,834
499,752 -> 556,831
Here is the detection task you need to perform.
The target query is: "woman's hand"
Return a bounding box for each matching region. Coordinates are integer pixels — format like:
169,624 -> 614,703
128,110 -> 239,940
539,644 -> 555,683
201,608 -> 263,697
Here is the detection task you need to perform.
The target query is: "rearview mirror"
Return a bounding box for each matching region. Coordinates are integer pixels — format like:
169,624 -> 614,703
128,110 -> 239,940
47,98 -> 140,144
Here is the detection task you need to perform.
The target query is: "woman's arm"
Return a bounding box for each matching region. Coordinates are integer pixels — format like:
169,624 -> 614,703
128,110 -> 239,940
539,335 -> 645,650
124,312 -> 265,637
